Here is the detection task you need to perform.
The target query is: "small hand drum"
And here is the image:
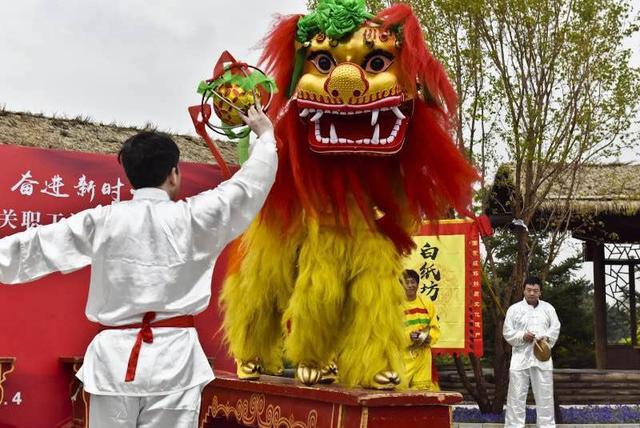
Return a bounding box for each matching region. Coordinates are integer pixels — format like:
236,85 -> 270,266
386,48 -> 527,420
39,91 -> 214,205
534,339 -> 551,362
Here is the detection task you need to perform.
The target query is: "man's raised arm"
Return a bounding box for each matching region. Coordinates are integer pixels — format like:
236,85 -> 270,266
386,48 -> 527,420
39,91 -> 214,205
185,106 -> 278,250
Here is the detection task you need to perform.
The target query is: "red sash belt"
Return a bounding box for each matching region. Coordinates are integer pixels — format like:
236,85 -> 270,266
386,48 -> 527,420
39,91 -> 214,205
100,311 -> 195,382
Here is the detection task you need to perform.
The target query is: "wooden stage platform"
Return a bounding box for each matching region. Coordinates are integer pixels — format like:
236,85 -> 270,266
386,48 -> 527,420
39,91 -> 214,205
200,371 -> 462,428
59,358 -> 462,427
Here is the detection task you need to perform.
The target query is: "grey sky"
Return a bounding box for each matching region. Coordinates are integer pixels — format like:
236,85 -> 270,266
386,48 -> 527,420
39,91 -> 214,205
0,0 -> 307,134
1,0 -> 637,141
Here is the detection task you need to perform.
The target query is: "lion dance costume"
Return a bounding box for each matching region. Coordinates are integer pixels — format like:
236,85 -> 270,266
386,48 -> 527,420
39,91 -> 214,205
221,0 -> 478,389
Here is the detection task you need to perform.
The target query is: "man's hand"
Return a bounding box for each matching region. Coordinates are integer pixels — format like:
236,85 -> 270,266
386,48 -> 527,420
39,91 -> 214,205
410,331 -> 430,346
523,331 -> 535,343
422,333 -> 431,345
240,105 -> 273,138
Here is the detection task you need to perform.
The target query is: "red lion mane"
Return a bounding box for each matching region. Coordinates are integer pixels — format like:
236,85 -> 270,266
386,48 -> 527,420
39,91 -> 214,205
257,5 -> 478,254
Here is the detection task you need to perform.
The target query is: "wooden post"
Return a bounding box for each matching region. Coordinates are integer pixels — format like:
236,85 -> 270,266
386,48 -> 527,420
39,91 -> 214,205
593,242 -> 607,369
630,265 -> 637,347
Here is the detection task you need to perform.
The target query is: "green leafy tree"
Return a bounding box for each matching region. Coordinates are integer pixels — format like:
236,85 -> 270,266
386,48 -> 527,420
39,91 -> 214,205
306,0 -> 640,412
483,231 -> 595,369
365,0 -> 639,413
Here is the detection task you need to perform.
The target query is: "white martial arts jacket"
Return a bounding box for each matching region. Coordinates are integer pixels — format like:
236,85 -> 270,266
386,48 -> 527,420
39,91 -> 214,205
503,298 -> 561,371
0,131 -> 277,396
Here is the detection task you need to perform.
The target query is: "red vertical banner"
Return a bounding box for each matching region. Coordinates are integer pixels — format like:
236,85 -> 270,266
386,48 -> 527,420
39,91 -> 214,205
0,144 -> 235,428
403,218 -> 489,356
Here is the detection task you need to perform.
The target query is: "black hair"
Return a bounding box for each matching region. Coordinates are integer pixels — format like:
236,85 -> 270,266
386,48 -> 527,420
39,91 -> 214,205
403,269 -> 420,283
524,276 -> 542,290
117,131 -> 180,189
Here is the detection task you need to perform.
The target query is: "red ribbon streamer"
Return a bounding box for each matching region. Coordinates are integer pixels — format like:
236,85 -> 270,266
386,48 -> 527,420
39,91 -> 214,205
188,104 -> 232,180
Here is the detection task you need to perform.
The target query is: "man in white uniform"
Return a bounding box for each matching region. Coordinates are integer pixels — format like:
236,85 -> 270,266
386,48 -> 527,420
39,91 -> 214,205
503,276 -> 561,428
0,107 -> 277,427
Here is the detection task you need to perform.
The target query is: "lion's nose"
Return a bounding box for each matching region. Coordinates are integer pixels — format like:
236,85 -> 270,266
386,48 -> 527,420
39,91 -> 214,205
324,63 -> 369,101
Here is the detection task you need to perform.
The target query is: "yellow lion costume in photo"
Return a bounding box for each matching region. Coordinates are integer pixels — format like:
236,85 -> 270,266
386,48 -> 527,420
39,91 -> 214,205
221,0 -> 477,389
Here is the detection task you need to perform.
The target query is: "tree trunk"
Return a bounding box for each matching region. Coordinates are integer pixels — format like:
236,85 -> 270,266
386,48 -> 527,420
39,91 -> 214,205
469,353 -> 492,411
453,353 -> 492,412
510,228 -> 530,304
489,224 -> 529,413
453,318 -> 511,414
491,317 -> 511,413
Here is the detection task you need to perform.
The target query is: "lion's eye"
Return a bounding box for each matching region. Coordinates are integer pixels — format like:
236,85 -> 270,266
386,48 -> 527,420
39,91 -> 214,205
309,52 -> 336,74
363,52 -> 394,73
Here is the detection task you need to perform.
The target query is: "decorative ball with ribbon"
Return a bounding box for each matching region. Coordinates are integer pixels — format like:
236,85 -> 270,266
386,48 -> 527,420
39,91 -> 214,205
188,51 -> 277,177
210,84 -> 257,127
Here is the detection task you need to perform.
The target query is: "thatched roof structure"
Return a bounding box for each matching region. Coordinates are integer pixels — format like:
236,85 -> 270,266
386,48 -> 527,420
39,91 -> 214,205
491,163 -> 640,216
0,109 -> 238,164
486,163 -> 640,241
544,164 -> 640,216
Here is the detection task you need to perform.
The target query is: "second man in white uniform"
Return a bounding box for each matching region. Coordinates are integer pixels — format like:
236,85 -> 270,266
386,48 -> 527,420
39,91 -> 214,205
503,276 -> 561,428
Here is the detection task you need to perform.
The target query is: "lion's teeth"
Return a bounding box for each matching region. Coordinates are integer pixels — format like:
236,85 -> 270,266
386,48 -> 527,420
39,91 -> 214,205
330,123 -> 338,143
391,106 -> 405,120
310,111 -> 324,122
371,124 -> 380,144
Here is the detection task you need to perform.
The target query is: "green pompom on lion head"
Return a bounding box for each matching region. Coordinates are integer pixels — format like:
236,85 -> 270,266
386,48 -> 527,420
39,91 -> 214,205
296,0 -> 374,42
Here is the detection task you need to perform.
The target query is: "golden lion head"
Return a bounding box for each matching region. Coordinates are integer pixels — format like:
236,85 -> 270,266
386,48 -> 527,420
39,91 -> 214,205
295,23 -> 412,155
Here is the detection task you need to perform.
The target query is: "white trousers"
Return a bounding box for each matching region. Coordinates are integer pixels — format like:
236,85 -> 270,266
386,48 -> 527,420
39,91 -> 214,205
89,385 -> 202,428
505,367 -> 555,428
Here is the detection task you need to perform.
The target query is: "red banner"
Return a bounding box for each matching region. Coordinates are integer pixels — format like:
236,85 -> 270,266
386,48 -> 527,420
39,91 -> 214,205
0,144 -> 239,237
0,144 -> 235,428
